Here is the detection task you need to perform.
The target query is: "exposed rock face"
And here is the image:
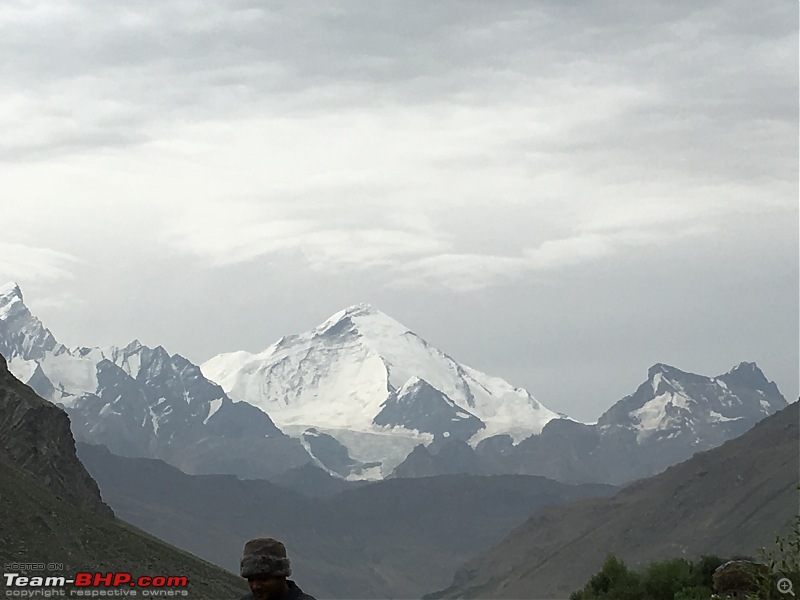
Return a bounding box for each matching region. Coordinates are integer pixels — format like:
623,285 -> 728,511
391,439 -> 484,478
374,377 -> 485,441
0,353 -> 112,517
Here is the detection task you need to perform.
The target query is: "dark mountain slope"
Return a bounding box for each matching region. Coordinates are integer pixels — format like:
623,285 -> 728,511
76,442 -> 615,599
0,448 -> 247,599
0,353 -> 247,599
430,401 -> 799,599
0,353 -> 110,516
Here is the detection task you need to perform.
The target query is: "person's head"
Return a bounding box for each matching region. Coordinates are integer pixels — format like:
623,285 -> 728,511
240,538 -> 292,600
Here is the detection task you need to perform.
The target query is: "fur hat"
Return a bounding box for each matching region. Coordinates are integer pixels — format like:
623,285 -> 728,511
240,538 -> 292,579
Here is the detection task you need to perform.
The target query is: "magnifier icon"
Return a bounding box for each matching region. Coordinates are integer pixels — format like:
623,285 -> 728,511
778,577 -> 796,596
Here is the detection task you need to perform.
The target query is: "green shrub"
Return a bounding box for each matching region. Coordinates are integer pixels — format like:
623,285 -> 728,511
673,584 -> 713,600
755,514 -> 800,599
642,557 -> 693,600
570,554 -> 640,599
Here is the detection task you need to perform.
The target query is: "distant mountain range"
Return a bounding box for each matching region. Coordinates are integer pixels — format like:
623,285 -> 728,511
0,281 -> 788,486
428,401 -> 799,599
0,353 -> 248,599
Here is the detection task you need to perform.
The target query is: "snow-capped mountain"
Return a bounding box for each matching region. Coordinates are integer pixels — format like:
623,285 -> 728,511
202,303 -> 559,475
0,282 -> 65,362
597,362 -> 785,441
391,362 -> 788,484
1,282 -> 788,486
0,282 -> 311,479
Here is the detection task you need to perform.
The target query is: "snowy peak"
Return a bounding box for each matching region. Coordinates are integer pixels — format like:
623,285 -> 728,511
0,281 -> 23,308
0,281 -> 61,361
202,304 -> 558,447
598,362 -> 788,443
318,303 -> 380,328
313,303 -> 410,343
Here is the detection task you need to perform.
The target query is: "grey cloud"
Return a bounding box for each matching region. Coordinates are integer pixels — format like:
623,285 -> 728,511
3,0 -> 794,162
0,242 -> 80,283
0,128 -> 148,162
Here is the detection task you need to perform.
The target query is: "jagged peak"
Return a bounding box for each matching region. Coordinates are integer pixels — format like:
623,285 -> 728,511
0,282 -> 26,319
647,363 -> 684,378
0,281 -> 22,301
0,282 -> 60,359
648,362 -> 768,384
719,361 -> 773,391
123,339 -> 143,353
646,363 -> 708,387
724,361 -> 762,376
150,344 -> 170,358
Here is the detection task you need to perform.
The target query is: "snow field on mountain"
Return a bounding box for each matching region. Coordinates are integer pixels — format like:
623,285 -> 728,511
39,353 -> 100,404
460,366 -> 558,443
8,356 -> 36,384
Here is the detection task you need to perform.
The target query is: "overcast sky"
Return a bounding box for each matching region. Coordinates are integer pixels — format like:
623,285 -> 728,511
2,0 -> 797,421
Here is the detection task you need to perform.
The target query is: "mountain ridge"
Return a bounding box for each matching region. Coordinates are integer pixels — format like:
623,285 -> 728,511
0,282 -> 787,486
0,284 -> 313,479
427,401 -> 800,599
392,361 -> 787,484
